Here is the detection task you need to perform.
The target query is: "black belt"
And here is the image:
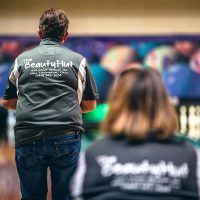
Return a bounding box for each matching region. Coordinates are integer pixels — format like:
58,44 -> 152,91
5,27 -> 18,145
42,130 -> 77,136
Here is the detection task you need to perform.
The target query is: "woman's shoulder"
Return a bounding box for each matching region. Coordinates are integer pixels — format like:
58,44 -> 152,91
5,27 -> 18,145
169,135 -> 199,152
85,134 -> 200,158
84,135 -> 126,156
86,136 -> 119,151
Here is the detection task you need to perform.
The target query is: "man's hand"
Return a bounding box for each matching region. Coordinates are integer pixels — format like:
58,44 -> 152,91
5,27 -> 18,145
81,100 -> 97,113
2,98 -> 17,110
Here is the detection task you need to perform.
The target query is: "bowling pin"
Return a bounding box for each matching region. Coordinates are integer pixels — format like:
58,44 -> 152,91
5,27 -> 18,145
188,106 -> 197,139
179,105 -> 187,134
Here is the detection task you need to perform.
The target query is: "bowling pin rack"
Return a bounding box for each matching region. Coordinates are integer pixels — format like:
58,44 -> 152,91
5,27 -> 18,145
175,98 -> 200,144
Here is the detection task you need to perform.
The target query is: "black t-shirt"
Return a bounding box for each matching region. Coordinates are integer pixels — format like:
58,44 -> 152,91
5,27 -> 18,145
71,136 -> 200,200
4,38 -> 99,146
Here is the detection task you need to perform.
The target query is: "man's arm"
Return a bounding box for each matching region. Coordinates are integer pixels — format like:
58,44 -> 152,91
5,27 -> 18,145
2,98 -> 17,110
79,59 -> 99,113
81,100 -> 97,113
3,59 -> 19,110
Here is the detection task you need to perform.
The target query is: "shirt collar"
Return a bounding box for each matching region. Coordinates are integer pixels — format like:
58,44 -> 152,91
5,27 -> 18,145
39,37 -> 62,46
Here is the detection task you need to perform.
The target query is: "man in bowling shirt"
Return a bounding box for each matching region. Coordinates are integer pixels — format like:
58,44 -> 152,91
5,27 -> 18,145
3,8 -> 99,200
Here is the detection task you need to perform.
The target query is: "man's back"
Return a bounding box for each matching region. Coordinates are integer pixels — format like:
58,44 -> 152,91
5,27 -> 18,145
6,38 -> 98,146
2,8 -> 99,200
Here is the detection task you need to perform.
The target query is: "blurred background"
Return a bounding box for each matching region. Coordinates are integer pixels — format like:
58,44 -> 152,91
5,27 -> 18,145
1,0 -> 200,198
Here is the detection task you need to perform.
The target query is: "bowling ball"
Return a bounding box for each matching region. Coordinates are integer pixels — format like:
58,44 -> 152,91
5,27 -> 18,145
82,103 -> 108,151
162,63 -> 193,98
83,103 -> 109,124
190,49 -> 200,74
0,62 -> 12,98
90,63 -> 114,102
101,45 -> 136,75
187,69 -> 200,98
144,45 -> 177,72
175,41 -> 198,58
2,41 -> 23,59
130,42 -> 159,59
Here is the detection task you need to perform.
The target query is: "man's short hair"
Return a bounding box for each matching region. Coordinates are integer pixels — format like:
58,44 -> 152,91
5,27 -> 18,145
39,8 -> 69,41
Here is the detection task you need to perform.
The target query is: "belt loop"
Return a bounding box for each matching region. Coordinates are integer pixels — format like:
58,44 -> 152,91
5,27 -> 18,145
77,130 -> 82,138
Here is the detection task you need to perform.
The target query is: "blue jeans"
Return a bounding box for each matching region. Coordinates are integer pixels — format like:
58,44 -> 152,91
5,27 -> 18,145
15,132 -> 81,200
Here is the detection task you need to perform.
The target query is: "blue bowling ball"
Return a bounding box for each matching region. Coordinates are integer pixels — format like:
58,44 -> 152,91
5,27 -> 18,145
90,63 -> 114,102
130,42 -> 159,59
0,62 -> 12,98
187,69 -> 200,98
162,63 -> 193,98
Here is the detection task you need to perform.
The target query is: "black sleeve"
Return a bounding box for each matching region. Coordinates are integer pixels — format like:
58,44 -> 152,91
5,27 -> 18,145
4,80 -> 17,100
82,64 -> 99,101
3,60 -> 18,100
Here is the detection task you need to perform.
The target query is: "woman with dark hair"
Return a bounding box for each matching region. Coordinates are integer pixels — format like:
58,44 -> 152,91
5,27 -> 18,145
71,68 -> 200,200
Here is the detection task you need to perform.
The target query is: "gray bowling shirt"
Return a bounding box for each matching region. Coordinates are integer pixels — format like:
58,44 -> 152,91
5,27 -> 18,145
4,38 -> 99,146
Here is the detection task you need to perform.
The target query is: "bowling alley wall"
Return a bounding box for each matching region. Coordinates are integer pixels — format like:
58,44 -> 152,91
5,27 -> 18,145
1,0 -> 200,145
